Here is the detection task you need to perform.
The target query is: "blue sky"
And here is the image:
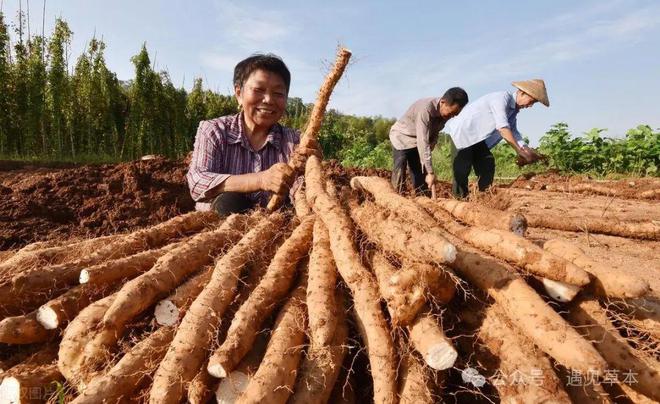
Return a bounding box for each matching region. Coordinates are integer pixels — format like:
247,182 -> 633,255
2,0 -> 659,145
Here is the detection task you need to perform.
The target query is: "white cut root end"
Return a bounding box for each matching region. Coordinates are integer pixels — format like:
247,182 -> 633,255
425,342 -> 459,371
207,363 -> 228,378
154,299 -> 179,326
0,377 -> 20,404
215,371 -> 250,404
36,306 -> 60,330
79,269 -> 90,284
543,278 -> 581,302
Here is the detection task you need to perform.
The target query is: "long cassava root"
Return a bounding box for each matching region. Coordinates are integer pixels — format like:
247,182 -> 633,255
267,47 -> 352,211
434,198 -> 528,236
207,215 -> 314,378
416,196 -> 590,286
149,213 -> 285,404
543,238 -> 650,298
305,156 -> 397,404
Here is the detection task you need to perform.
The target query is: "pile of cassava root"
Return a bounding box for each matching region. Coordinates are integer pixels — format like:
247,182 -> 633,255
0,156 -> 658,404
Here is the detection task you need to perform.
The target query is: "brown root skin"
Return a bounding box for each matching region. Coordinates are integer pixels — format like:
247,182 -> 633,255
565,298 -> 660,401
236,283 -> 308,404
397,260 -> 456,305
435,198 -> 528,236
305,156 -> 398,404
408,311 -> 457,370
103,213 -> 251,328
290,290 -> 348,404
0,234 -> 121,281
0,362 -> 63,404
417,197 -> 590,286
2,211 -> 216,316
350,200 -> 456,264
350,176 -> 437,229
293,185 -> 313,219
78,242 -> 179,285
70,326 -> 175,404
266,47 -> 351,211
349,177 -> 457,263
153,264 -> 214,326
525,212 -> 660,240
188,365 -> 219,404
463,304 -> 571,403
82,214 -> 252,375
149,214 -> 285,404
207,216 -> 314,379
544,239 -> 650,298
307,218 -> 339,346
57,293 -> 117,391
370,252 -> 426,326
36,282 -> 119,331
450,248 -> 607,375
0,311 -> 55,345
399,354 -> 435,404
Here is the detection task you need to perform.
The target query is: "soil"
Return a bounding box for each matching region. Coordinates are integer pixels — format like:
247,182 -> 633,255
507,171 -> 660,200
0,157 -> 193,250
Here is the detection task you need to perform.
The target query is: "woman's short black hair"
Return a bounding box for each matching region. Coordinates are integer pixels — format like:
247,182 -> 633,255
441,87 -> 469,108
233,53 -> 291,93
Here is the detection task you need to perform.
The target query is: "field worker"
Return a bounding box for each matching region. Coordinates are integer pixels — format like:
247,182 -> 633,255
389,87 -> 469,195
445,79 -> 549,198
186,54 -> 321,215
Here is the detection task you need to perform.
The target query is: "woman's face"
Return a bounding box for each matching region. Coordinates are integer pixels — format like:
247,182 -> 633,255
235,69 -> 288,133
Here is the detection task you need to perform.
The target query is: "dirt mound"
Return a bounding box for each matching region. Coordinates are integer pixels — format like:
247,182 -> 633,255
0,157 -> 193,250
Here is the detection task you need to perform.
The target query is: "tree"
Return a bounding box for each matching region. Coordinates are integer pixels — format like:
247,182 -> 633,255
46,18 -> 72,157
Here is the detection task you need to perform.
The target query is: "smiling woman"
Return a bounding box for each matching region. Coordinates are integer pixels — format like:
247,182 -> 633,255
186,54 -> 321,215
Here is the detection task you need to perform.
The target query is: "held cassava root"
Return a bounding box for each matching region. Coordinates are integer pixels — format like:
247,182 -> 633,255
543,238 -> 650,298
207,215 -> 314,378
267,47 -> 352,211
149,213 -> 285,404
305,156 -> 398,404
416,197 -> 590,286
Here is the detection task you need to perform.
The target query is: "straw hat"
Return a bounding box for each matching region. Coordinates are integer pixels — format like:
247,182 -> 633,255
512,79 -> 549,107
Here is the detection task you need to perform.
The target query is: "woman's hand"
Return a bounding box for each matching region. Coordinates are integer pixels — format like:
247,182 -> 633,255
259,163 -> 296,195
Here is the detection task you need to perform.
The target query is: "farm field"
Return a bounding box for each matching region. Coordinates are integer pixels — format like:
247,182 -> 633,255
0,157 -> 658,404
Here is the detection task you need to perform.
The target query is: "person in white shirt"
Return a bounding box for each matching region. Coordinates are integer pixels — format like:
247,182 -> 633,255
444,79 -> 549,198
